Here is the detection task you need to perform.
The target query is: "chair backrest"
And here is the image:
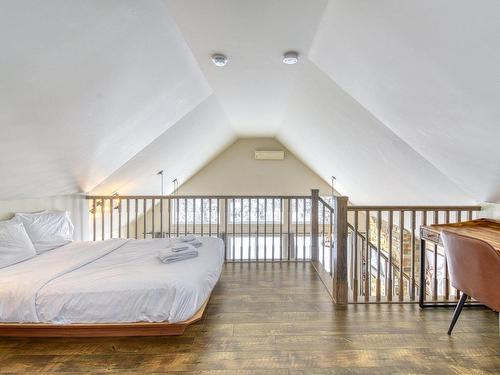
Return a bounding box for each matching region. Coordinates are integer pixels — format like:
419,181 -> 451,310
442,230 -> 500,312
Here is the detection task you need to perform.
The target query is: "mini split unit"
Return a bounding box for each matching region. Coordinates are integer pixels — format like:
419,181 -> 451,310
254,150 -> 285,160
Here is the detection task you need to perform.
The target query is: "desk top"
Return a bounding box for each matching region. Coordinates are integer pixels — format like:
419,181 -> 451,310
422,219 -> 500,254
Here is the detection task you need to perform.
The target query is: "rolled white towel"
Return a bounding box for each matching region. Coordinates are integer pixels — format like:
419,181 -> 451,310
158,249 -> 198,264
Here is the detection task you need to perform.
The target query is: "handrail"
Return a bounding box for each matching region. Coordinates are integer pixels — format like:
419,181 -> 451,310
347,205 -> 481,211
318,197 -> 334,212
86,194 -> 311,200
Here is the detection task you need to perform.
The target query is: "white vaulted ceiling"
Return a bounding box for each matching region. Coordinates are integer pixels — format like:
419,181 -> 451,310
309,0 -> 500,203
0,0 -> 211,199
1,0 -> 498,205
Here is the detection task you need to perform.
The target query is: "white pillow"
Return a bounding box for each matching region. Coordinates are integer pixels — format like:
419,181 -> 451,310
14,210 -> 74,254
0,219 -> 37,269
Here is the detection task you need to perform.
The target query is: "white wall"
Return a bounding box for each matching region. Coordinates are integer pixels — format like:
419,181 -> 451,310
480,203 -> 500,220
178,138 -> 334,196
0,194 -> 89,240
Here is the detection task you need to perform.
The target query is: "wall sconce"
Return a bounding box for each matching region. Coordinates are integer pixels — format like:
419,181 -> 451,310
112,192 -> 120,210
89,200 -> 102,215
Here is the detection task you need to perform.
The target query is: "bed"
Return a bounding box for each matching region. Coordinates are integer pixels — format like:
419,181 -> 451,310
0,236 -> 224,337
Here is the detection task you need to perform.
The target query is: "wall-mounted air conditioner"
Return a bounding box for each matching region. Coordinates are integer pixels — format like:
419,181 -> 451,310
254,150 -> 285,160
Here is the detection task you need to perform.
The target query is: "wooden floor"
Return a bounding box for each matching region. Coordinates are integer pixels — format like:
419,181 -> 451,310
0,263 -> 499,374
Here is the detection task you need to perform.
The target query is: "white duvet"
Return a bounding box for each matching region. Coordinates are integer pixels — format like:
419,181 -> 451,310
0,237 -> 224,324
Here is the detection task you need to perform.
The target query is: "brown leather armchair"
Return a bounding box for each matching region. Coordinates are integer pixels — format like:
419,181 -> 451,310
442,230 -> 500,334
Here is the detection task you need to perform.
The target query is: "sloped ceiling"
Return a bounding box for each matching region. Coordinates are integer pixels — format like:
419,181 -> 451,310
309,0 -> 500,203
1,0 -> 497,205
278,61 -> 472,204
164,0 -> 328,135
0,0 -> 211,199
91,95 -> 236,195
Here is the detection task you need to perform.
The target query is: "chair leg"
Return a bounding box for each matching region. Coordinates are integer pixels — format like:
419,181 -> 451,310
448,292 -> 468,335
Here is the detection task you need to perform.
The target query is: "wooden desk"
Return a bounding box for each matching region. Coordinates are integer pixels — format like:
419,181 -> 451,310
419,219 -> 500,308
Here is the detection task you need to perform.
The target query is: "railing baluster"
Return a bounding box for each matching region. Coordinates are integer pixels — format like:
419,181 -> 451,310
217,199 -> 220,238
445,210 -> 450,300
264,198 -> 267,261
192,199 -> 196,235
117,199 -> 121,238
272,198 -> 275,261
159,198 -> 163,238
303,198 -> 306,260
398,210 -> 404,301
385,211 -> 393,301
209,198 -> 212,237
224,198 -> 228,261
240,198 -> 243,261
248,199 -> 252,261
280,198 -> 283,262
101,199 -> 105,241
143,199 -> 147,239
410,210 -> 416,300
185,198 -> 188,235
432,210 -> 438,301
287,198 -> 291,261
232,199 -> 235,261
167,198 -> 171,238
293,198 -> 299,261
376,210 -> 382,301
126,199 -> 130,239
175,198 -> 179,237
353,210 -> 358,302
92,198 -> 96,241
109,198 -> 113,239
200,199 -> 204,237
134,199 -> 138,240
151,198 -> 155,238
256,198 -> 260,261
365,210 -> 370,302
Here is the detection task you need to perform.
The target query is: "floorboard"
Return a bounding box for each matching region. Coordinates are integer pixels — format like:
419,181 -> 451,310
0,263 -> 499,373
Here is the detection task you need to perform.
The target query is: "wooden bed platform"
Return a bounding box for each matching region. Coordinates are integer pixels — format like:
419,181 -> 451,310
0,299 -> 209,338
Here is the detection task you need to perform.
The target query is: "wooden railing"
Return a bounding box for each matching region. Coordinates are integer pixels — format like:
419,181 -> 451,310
87,194 -> 314,262
86,193 -> 481,305
345,206 -> 481,304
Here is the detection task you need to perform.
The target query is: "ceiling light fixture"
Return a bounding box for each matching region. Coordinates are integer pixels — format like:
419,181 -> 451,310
211,53 -> 228,67
283,51 -> 299,65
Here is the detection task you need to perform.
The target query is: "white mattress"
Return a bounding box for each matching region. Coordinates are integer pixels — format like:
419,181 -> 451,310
0,237 -> 224,324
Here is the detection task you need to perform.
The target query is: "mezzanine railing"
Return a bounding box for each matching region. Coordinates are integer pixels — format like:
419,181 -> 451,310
86,192 -> 481,305
87,194 -> 320,262
346,206 -> 481,304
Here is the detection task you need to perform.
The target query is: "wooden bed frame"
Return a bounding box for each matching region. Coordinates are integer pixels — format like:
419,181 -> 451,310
0,299 -> 209,337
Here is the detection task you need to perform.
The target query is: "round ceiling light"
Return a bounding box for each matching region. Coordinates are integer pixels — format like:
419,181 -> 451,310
283,51 -> 299,65
211,53 -> 228,67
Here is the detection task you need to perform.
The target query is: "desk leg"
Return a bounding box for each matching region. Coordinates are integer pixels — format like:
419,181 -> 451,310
419,238 -> 426,308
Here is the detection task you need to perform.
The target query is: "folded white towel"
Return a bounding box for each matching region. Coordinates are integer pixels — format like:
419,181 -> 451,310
168,243 -> 195,253
190,239 -> 202,248
178,235 -> 196,242
158,249 -> 198,264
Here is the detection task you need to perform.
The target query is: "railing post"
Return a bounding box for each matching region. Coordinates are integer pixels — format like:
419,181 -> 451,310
333,196 -> 349,304
311,189 -> 319,262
